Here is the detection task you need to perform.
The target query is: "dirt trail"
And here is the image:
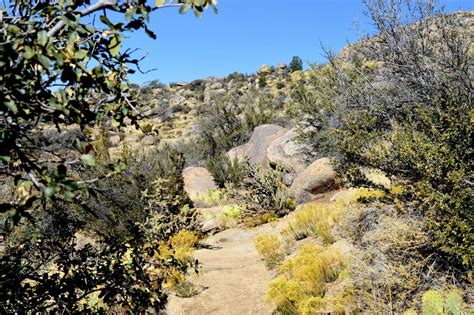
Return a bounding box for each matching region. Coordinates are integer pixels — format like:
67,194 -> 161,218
166,221 -> 286,315
166,191 -> 338,315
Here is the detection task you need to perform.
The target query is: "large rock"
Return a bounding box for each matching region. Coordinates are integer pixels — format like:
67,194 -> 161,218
227,143 -> 248,162
289,158 -> 337,203
244,124 -> 287,166
183,167 -> 218,207
267,128 -> 306,173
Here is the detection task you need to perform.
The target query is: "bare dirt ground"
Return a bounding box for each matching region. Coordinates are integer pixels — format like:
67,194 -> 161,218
166,221 -> 288,315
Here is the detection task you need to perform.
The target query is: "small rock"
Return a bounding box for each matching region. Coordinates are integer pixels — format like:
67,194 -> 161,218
141,135 -> 156,146
124,134 -> 139,144
109,135 -> 121,146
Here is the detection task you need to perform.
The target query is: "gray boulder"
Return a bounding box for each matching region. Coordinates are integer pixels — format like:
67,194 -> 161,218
244,124 -> 287,166
289,158 -> 337,203
267,128 -> 306,173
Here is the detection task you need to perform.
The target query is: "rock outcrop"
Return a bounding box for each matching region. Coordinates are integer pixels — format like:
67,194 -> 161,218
289,158 -> 337,203
227,124 -> 287,167
183,167 -> 218,208
266,128 -> 306,173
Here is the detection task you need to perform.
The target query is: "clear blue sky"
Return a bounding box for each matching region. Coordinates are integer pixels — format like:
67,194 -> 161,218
124,0 -> 473,84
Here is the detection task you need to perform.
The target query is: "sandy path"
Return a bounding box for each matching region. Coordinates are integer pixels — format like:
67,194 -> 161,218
166,224 -> 281,315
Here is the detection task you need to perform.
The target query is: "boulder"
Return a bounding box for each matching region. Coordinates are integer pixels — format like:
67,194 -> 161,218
267,128 -> 306,173
227,143 -> 248,162
141,135 -> 156,146
245,124 -> 287,166
258,64 -> 273,75
204,88 -> 226,103
182,167 -> 218,207
289,158 -> 337,203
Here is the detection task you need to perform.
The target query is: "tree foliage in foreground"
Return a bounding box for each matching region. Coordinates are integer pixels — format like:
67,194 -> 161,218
0,0 -> 216,312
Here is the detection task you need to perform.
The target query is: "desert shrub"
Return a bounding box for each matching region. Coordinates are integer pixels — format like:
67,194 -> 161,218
267,243 -> 346,314
196,188 -> 227,206
284,202 -> 342,243
296,2 -> 473,268
254,233 -> 286,269
174,281 -> 201,298
289,56 -> 303,72
81,144 -> 197,241
215,204 -> 242,228
226,71 -> 246,82
205,153 -> 245,188
283,188 -> 383,243
276,81 -> 285,90
233,163 -> 295,219
258,73 -> 267,88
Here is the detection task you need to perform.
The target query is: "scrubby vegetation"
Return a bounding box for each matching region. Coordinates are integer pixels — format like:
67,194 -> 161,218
293,2 -> 473,269
1,0 -> 472,313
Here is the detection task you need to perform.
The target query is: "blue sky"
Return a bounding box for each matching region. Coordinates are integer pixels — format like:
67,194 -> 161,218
124,0 -> 473,84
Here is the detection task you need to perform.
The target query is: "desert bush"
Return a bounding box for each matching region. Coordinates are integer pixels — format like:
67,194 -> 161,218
254,233 -> 286,269
226,71 -> 246,82
296,1 -> 473,268
289,56 -> 303,72
196,188 -> 227,206
205,153 -> 245,188
420,289 -> 463,315
284,202 -> 342,243
174,281 -> 201,298
258,73 -> 267,88
233,163 -> 295,219
267,243 -> 346,314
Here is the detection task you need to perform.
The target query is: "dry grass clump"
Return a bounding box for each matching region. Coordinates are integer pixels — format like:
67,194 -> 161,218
283,188 -> 384,243
339,202 -> 473,313
283,202 -> 342,243
254,233 -> 286,269
266,243 -> 350,314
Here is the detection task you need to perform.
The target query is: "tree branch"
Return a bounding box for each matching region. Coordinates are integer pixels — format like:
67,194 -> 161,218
47,0 -> 183,37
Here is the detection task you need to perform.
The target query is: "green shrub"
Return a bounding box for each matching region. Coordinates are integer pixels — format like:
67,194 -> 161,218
289,56 -> 303,72
233,163 -> 295,219
422,290 -> 445,315
296,4 -> 473,268
205,153 -> 245,188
